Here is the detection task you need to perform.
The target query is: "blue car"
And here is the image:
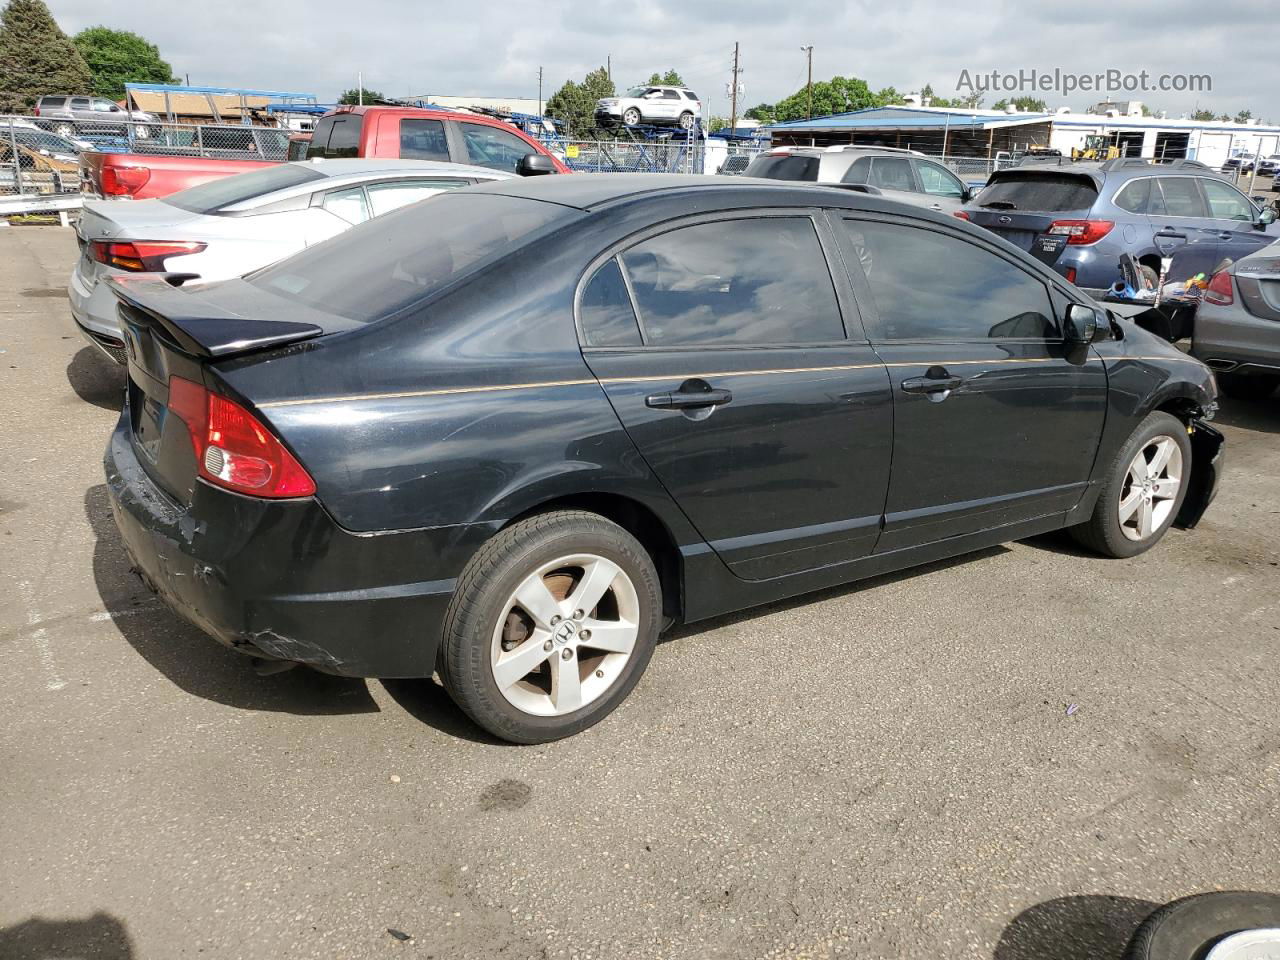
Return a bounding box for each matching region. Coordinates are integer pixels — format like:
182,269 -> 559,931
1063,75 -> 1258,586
961,157 -> 1280,293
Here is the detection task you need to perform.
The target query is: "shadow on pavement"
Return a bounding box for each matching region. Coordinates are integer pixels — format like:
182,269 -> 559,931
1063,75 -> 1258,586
663,544 -> 1010,643
0,912 -> 134,960
993,895 -> 1158,960
86,483 -> 380,716
381,678 -> 512,746
66,346 -> 124,411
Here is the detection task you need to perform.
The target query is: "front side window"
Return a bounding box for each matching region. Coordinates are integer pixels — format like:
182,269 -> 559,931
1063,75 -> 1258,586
580,259 -> 642,347
1201,179 -> 1255,222
916,161 -> 965,198
619,217 -> 843,346
399,118 -> 449,161
1151,178 -> 1206,218
321,186 -> 370,225
868,157 -> 915,192
366,179 -> 469,217
843,220 -> 1056,341
460,122 -> 536,173
92,100 -> 118,112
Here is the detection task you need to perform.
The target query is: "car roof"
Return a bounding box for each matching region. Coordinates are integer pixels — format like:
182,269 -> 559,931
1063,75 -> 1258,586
461,172 -> 957,220
291,158 -> 509,179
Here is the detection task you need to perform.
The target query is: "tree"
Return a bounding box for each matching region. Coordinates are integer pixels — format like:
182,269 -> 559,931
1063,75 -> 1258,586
707,116 -> 728,133
338,87 -> 386,105
744,103 -> 775,123
0,0 -> 91,113
1191,108 -> 1217,121
643,69 -> 684,86
72,27 -> 176,100
772,75 -> 889,123
545,66 -> 614,137
1234,109 -> 1252,124
992,96 -> 1047,112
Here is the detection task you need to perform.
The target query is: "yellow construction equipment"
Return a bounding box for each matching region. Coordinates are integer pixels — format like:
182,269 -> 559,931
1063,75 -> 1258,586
1071,135 -> 1121,161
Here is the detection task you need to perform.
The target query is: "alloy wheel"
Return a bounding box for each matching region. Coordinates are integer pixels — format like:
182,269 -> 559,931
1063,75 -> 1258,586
1118,435 -> 1182,541
490,554 -> 640,717
623,108 -> 640,126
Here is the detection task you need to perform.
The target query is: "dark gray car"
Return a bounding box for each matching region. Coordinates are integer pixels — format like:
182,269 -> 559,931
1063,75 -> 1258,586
1192,243 -> 1280,400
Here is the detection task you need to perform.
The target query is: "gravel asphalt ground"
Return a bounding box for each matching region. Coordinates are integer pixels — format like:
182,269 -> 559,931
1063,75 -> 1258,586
1,224 -> 1278,960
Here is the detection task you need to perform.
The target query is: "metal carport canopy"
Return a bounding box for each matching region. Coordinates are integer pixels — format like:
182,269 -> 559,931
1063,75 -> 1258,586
763,106 -> 1052,134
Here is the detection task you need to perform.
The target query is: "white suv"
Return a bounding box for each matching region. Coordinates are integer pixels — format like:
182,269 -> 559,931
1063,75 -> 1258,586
595,86 -> 701,130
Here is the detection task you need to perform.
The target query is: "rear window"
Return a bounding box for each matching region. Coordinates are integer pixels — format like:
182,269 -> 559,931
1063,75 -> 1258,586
249,194 -> 574,324
165,163 -> 326,215
744,154 -> 819,181
978,174 -> 1098,212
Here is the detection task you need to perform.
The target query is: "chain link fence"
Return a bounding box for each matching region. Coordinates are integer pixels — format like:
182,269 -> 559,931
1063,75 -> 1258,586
1,117 -> 83,199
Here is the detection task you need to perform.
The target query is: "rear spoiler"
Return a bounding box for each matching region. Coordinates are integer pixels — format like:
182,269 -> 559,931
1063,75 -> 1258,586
109,276 -> 323,359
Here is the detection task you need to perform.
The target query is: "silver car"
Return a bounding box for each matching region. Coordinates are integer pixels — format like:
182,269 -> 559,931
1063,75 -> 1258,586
36,95 -> 157,137
69,159 -> 513,362
743,145 -> 974,215
1192,242 -> 1280,401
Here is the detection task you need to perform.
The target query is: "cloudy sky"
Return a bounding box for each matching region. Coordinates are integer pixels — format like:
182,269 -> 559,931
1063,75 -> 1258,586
49,0 -> 1275,119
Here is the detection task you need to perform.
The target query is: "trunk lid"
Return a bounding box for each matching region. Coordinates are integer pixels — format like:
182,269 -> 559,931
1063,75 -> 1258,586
1233,251 -> 1280,322
111,277 -> 326,505
963,168 -> 1102,257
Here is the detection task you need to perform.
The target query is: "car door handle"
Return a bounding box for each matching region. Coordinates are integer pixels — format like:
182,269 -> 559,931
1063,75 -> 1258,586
901,375 -> 962,394
1155,228 -> 1187,239
646,387 -> 733,409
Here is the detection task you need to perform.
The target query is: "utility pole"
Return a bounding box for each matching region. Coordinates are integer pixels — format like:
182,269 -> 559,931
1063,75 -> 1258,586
358,72 -> 363,106
729,42 -> 741,134
607,56 -> 611,84
538,66 -> 543,117
800,46 -> 813,119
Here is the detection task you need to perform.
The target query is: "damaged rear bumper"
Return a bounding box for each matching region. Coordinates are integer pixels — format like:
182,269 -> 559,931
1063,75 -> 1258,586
104,413 -> 464,678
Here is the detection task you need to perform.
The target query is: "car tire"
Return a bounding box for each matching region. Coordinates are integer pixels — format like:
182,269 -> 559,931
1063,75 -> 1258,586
438,510 -> 661,744
53,122 -> 75,138
1218,372 -> 1278,401
622,107 -> 642,127
678,111 -> 695,130
1069,411 -> 1192,558
1124,892 -> 1280,960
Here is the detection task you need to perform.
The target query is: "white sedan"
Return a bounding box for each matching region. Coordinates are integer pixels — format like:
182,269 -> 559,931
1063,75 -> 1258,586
69,158 -> 513,363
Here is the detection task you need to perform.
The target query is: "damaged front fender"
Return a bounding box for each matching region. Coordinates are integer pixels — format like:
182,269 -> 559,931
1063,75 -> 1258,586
1174,420 -> 1224,529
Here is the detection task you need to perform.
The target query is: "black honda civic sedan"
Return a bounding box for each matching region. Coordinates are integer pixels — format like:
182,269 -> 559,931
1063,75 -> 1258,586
105,174 -> 1223,743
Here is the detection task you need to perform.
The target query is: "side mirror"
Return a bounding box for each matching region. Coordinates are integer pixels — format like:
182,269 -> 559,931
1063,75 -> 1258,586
517,153 -> 557,177
1065,303 -> 1106,343
1256,207 -> 1276,228
960,187 -> 972,203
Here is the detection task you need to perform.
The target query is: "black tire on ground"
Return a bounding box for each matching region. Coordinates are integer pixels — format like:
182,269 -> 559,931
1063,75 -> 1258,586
622,107 -> 642,126
1068,410 -> 1192,558
1218,372 -> 1279,401
1125,891 -> 1280,960
437,510 -> 661,744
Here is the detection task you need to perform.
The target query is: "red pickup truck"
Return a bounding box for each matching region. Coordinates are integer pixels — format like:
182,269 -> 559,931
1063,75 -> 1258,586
80,106 -> 566,199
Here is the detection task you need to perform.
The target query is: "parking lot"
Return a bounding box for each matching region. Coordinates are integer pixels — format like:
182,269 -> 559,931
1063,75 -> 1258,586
1,223 -> 1278,959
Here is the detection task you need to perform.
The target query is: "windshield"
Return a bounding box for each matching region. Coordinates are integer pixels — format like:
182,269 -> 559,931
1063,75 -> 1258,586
165,163 -> 326,215
978,174 -> 1098,212
249,193 -> 577,324
744,154 -> 819,181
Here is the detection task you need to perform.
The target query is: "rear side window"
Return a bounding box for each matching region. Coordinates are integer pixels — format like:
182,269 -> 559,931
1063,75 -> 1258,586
366,178 -> 470,217
164,163 -> 326,214
841,157 -> 872,184
868,157 -> 915,192
978,174 -> 1098,212
250,194 -> 573,324
619,217 -> 843,346
400,118 -> 449,161
40,96 -> 66,108
321,186 -> 370,225
1151,178 -> 1206,217
579,259 -> 642,347
744,154 -> 819,181
307,115 -> 363,159
1113,178 -> 1151,213
661,90 -> 680,99
843,220 -> 1056,340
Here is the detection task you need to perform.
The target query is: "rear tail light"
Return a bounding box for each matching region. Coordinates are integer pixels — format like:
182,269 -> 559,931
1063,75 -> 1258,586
1064,267 -> 1078,284
1047,219 -> 1115,245
90,240 -> 206,272
952,210 -> 971,221
1204,269 -> 1234,306
167,377 -> 316,499
100,165 -> 151,197
33,105 -> 40,116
